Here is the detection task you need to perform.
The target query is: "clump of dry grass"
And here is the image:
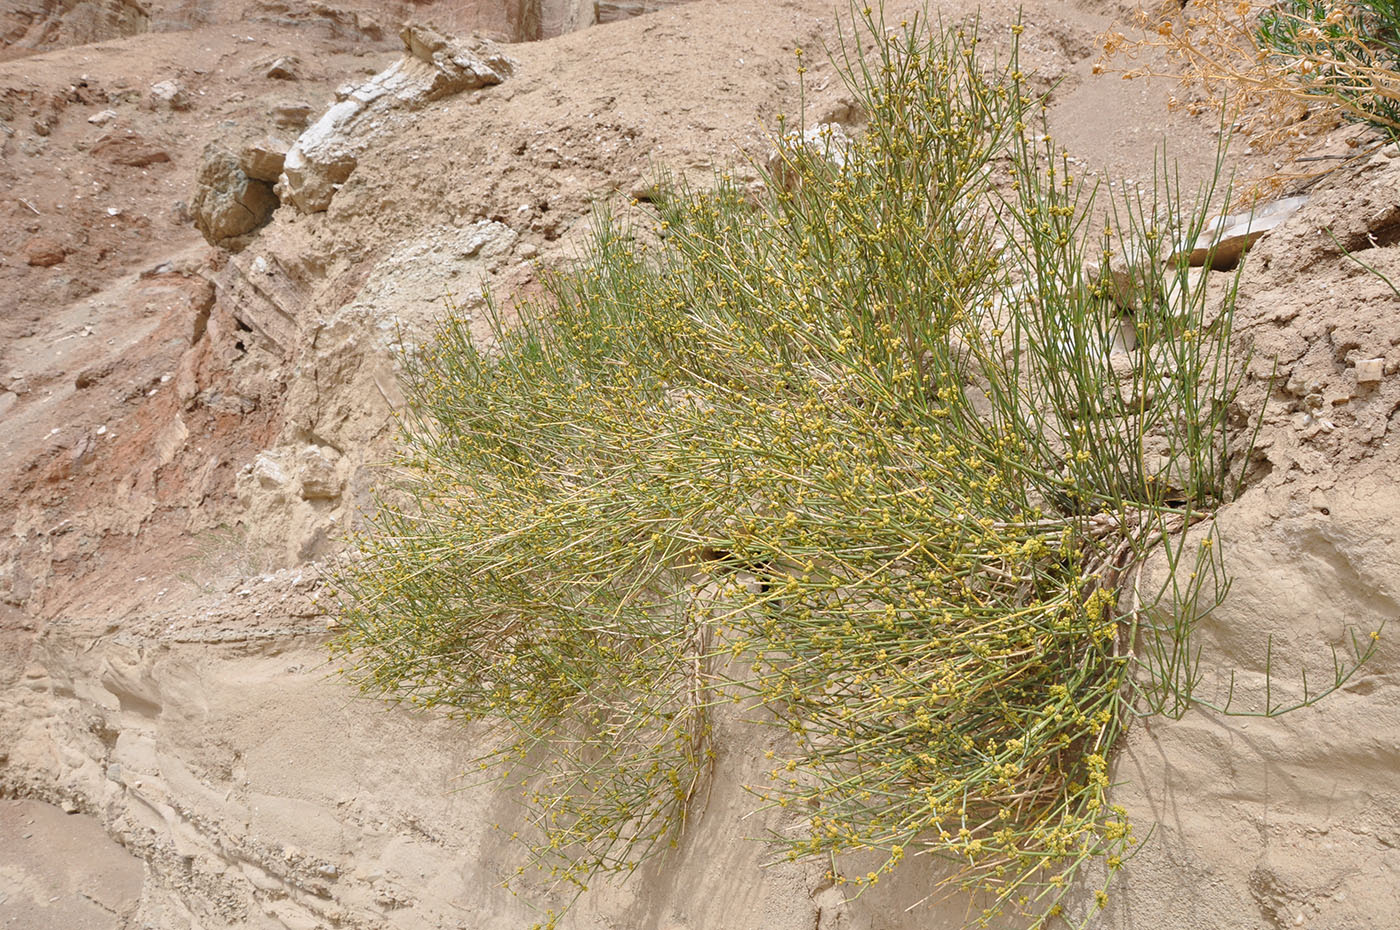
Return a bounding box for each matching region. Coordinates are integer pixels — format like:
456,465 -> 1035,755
1099,1 -> 1400,194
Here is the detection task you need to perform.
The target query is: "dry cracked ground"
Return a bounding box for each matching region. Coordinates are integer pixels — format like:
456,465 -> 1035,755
1,1 -> 1399,929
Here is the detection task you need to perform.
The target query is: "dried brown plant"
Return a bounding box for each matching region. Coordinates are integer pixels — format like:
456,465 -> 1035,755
1098,1 -> 1400,196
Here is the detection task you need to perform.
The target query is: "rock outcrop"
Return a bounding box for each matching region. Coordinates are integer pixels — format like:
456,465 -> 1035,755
192,145 -> 279,249
245,0 -> 385,42
1,0 -> 149,55
147,78 -> 189,111
279,24 -> 514,214
766,121 -> 853,189
91,129 -> 172,167
1175,194 -> 1311,270
21,235 -> 66,267
239,137 -> 290,184
596,0 -> 686,24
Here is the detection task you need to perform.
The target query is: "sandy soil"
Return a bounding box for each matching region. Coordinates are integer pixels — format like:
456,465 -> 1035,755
0,798 -> 143,930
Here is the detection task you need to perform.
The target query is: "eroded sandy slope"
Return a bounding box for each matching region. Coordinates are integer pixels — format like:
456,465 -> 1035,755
2,1 -> 1398,928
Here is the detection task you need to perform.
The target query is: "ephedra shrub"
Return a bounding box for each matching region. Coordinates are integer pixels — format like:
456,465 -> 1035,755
333,9 -> 1375,929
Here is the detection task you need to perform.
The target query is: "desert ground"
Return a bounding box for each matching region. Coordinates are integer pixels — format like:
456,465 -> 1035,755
2,1 -> 1399,928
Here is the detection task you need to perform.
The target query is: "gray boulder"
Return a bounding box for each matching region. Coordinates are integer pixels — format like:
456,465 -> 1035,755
192,145 -> 279,250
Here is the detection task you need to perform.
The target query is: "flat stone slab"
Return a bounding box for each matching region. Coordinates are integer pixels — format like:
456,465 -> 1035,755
1174,194 -> 1309,269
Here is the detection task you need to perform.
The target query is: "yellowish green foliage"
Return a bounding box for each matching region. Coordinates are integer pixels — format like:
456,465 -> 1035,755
331,9 -> 1373,929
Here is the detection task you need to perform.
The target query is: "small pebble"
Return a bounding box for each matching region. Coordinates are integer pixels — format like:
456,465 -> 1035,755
1356,358 -> 1384,384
